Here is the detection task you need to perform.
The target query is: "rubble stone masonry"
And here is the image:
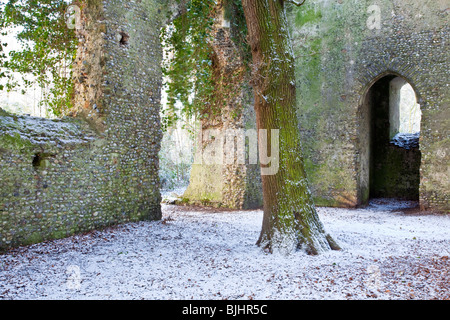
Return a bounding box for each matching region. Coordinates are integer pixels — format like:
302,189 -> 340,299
0,0 -> 164,250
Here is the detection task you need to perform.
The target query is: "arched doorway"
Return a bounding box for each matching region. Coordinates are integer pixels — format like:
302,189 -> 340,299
359,74 -> 422,205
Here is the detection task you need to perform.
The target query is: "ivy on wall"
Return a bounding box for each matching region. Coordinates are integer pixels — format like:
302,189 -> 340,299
160,0 -> 216,130
0,0 -> 78,117
160,0 -> 249,131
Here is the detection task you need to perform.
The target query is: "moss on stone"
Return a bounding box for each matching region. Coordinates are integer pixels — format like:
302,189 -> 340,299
293,6 -> 322,28
23,232 -> 43,246
0,133 -> 33,152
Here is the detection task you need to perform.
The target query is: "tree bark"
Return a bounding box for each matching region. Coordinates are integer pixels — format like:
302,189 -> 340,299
242,0 -> 340,254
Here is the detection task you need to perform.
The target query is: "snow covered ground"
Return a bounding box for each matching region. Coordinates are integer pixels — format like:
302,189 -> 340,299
0,199 -> 449,300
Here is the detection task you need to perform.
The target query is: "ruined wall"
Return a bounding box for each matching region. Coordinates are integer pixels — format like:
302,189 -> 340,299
289,0 -> 449,212
182,3 -> 263,209
0,0 -> 164,250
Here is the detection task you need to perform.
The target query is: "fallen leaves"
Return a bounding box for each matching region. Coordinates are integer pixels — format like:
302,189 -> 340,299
379,255 -> 450,300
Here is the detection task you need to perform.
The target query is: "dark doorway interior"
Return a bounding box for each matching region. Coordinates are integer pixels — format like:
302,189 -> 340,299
362,75 -> 422,203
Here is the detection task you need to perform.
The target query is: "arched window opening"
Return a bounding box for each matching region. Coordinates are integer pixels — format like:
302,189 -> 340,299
389,77 -> 422,149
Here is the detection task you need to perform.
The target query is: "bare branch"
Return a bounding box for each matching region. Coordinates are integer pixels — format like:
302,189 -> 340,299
285,0 -> 306,6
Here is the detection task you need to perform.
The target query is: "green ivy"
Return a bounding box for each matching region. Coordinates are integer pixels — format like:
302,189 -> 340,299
160,0 -> 249,131
0,0 -> 78,117
160,0 -> 215,130
223,0 -> 250,64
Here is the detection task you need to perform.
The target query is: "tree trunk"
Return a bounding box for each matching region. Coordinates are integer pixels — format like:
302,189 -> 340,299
242,0 -> 340,255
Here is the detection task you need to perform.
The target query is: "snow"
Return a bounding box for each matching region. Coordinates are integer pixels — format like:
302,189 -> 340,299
390,132 -> 420,149
0,113 -> 97,147
161,187 -> 188,203
1,199 -> 449,300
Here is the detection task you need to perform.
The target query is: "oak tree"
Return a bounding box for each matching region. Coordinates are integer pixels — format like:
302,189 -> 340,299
242,0 -> 340,254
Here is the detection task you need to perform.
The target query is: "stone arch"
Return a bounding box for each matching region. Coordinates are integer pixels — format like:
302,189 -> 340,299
360,70 -> 423,107
357,71 -> 422,206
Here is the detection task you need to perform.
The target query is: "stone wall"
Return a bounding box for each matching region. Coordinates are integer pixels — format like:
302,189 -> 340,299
0,0 -> 164,251
289,0 -> 449,212
182,2 -> 263,209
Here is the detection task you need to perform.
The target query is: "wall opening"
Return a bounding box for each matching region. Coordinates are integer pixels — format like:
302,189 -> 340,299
32,153 -> 42,168
359,74 -> 422,205
389,77 -> 422,139
119,32 -> 130,47
32,152 -> 53,170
